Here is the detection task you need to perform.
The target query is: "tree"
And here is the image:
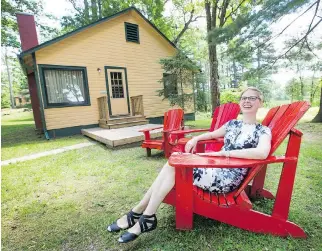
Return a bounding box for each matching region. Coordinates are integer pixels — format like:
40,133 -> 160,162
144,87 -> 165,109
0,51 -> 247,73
312,79 -> 322,122
195,71 -> 208,111
205,0 -> 316,112
158,51 -> 199,111
1,0 -> 58,108
61,0 -> 203,46
285,78 -> 302,102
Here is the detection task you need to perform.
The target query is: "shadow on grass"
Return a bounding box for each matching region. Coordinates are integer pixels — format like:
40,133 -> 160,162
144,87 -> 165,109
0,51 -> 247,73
1,123 -> 43,148
5,117 -> 34,123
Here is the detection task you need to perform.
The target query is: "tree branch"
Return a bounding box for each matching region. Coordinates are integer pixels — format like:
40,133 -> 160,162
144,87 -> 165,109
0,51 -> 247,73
307,0 -> 320,33
68,0 -> 82,14
255,1 -> 317,52
219,0 -> 230,27
271,18 -> 322,66
211,1 -> 218,29
223,0 -> 247,24
173,8 -> 199,45
305,38 -> 320,58
224,1 -> 317,57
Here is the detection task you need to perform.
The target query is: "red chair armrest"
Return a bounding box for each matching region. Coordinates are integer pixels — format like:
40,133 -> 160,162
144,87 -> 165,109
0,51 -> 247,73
169,154 -> 297,168
196,138 -> 224,144
138,126 -> 163,133
170,128 -> 209,135
177,138 -> 224,145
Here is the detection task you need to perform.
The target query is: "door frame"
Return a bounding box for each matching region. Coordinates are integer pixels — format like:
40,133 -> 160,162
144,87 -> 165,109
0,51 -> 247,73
104,66 -> 130,116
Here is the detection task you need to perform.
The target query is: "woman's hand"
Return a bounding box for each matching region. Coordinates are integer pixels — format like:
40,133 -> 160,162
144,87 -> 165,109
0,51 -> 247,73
185,138 -> 198,153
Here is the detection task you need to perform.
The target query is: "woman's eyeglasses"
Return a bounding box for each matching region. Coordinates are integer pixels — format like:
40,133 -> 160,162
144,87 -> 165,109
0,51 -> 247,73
240,96 -> 261,102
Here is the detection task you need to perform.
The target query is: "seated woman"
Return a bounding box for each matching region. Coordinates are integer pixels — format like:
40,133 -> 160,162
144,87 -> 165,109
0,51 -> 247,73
107,87 -> 272,243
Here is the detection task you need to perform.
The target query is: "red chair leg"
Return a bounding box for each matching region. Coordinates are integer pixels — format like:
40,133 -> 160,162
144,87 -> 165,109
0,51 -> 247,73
248,165 -> 274,199
175,167 -> 193,230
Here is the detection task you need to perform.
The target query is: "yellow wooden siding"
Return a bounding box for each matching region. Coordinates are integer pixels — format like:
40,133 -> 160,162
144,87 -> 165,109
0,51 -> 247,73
35,10 -> 194,130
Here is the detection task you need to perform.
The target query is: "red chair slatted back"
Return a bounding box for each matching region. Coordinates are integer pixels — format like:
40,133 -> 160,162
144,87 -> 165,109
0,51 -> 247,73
163,108 -> 184,140
206,103 -> 240,152
264,101 -> 310,154
209,103 -> 240,131
233,101 -> 310,198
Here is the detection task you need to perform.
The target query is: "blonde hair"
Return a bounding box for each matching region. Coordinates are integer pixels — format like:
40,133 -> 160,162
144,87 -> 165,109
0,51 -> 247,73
240,87 -> 264,101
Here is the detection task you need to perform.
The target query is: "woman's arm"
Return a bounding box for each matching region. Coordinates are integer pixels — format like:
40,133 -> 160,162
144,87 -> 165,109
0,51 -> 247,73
185,125 -> 226,153
198,134 -> 272,160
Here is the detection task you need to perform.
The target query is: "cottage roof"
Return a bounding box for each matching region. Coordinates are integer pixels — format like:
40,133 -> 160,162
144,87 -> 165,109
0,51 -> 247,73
19,6 -> 177,58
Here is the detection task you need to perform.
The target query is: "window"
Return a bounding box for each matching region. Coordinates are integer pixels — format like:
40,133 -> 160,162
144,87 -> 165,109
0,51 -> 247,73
163,73 -> 178,98
110,72 -> 124,98
125,22 -> 139,43
39,65 -> 90,108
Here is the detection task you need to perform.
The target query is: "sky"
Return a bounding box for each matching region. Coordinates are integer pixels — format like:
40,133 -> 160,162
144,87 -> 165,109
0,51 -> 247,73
43,0 -> 322,86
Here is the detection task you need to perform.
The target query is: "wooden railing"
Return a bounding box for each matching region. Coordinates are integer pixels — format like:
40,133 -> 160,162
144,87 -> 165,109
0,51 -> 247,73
130,95 -> 144,116
97,96 -> 108,121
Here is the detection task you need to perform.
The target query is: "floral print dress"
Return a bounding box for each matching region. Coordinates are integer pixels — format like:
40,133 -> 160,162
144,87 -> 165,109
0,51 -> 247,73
193,120 -> 272,194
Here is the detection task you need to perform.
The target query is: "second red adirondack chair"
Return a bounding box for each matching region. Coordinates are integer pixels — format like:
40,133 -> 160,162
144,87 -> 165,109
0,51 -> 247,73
169,102 -> 240,154
164,101 -> 310,238
139,108 -> 184,157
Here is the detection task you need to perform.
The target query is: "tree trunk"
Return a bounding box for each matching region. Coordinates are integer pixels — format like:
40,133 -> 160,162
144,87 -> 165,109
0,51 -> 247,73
5,50 -> 15,109
98,0 -> 102,19
232,58 -> 237,88
209,46 -> 220,109
84,0 -> 89,22
312,84 -> 322,122
257,46 -> 261,84
205,1 -> 220,112
91,0 -> 98,21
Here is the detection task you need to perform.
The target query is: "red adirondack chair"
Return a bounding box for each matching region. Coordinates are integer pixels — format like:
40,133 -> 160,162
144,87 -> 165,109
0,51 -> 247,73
169,103 -> 240,153
164,101 -> 310,238
139,108 -> 184,158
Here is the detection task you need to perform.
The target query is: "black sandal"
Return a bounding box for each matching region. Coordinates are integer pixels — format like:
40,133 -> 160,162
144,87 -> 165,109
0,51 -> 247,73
118,214 -> 157,243
107,210 -> 142,232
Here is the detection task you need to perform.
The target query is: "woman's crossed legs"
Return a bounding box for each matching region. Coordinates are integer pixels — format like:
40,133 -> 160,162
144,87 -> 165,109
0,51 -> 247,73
108,161 -> 175,241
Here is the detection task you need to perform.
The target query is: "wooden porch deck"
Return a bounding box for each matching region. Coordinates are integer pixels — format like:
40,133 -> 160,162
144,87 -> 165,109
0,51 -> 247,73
81,124 -> 163,147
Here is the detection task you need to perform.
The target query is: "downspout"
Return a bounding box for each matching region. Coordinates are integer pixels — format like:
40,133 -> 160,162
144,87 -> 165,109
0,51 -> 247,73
32,52 -> 50,139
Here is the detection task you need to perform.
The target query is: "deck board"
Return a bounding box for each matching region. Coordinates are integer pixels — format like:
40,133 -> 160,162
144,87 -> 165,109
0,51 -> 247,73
81,124 -> 163,147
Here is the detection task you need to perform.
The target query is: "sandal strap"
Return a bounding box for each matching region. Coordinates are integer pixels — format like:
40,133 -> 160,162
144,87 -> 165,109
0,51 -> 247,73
139,214 -> 157,233
126,210 -> 142,228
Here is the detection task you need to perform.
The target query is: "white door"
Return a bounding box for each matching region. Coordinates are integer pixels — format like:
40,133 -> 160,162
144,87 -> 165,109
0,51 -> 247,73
106,68 -> 129,115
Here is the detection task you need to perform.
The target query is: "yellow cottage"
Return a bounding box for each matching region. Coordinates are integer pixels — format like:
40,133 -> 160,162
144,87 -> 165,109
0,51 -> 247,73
17,7 -> 195,138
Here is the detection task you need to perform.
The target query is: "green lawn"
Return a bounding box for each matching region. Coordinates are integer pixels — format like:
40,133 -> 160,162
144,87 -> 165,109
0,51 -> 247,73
1,111 -> 90,161
1,109 -> 322,250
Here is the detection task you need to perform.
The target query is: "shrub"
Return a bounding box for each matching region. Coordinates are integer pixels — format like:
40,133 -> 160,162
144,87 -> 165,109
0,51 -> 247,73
220,89 -> 241,104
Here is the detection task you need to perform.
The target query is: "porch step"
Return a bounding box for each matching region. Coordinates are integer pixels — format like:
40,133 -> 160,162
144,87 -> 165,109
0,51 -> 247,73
99,119 -> 148,129
99,115 -> 146,125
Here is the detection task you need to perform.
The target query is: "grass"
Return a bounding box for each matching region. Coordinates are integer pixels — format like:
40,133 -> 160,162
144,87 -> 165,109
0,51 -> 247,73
1,108 -> 322,250
1,111 -> 90,161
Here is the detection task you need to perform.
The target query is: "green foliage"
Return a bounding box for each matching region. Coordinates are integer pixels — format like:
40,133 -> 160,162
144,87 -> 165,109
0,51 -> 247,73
209,0 -> 308,46
1,90 -> 11,108
1,53 -> 27,108
195,72 -> 209,112
220,89 -> 241,104
286,77 -> 321,106
61,0 -> 172,40
158,51 -> 199,110
1,0 -> 59,47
